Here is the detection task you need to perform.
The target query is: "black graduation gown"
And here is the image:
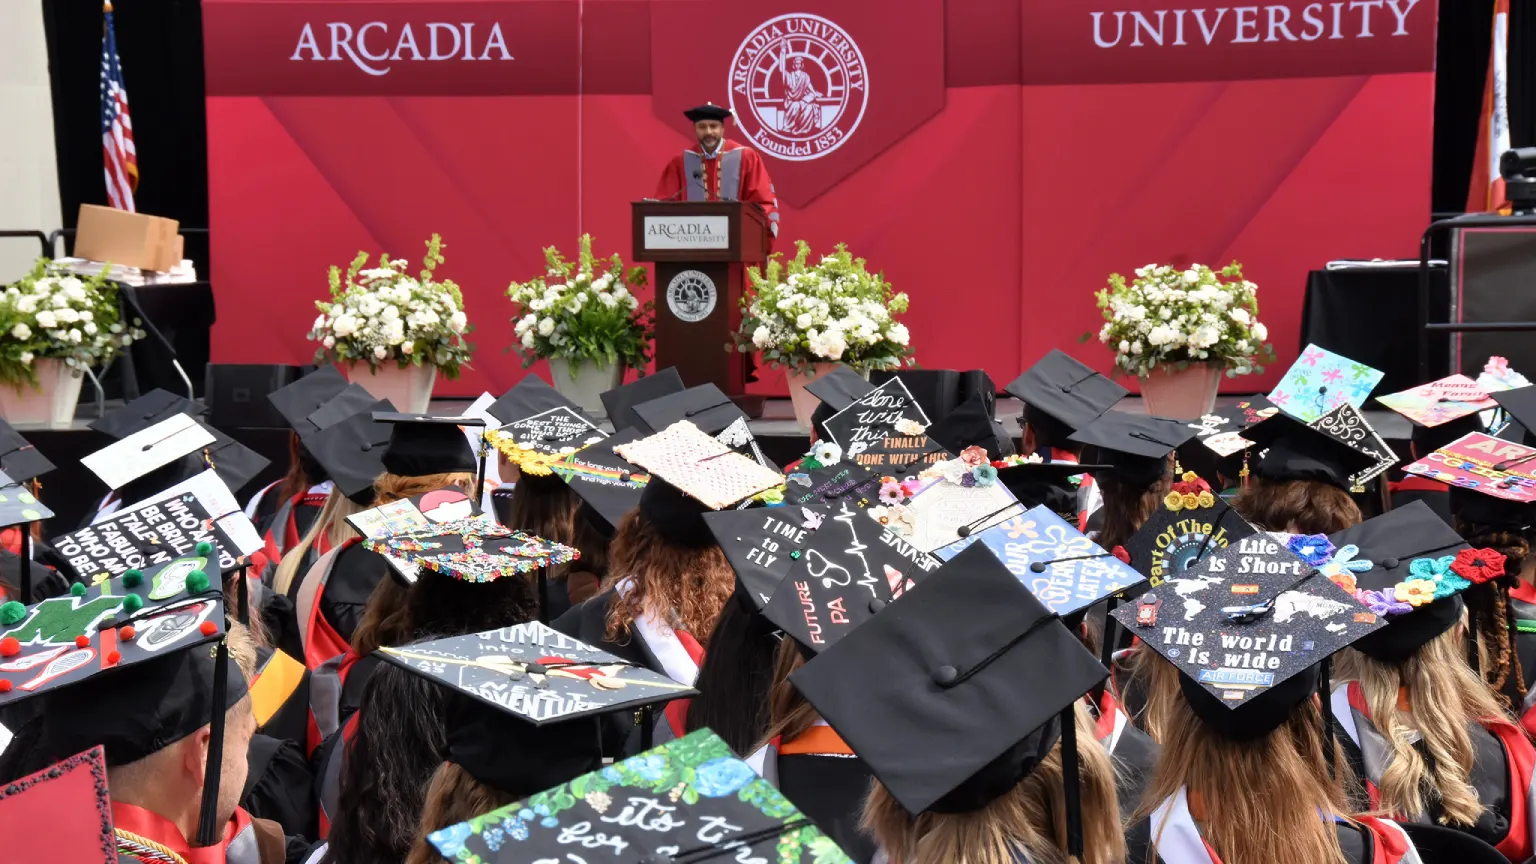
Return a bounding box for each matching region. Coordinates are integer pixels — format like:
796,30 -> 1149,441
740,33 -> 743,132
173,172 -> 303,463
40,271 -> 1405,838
315,542 -> 387,647
254,646 -> 312,750
241,733 -> 318,843
1126,817 -> 1376,863
552,591 -> 669,758
777,753 -> 877,863
1108,721 -> 1160,819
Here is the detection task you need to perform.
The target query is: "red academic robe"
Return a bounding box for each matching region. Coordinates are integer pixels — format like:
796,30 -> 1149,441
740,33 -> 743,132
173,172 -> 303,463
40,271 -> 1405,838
655,139 -> 780,251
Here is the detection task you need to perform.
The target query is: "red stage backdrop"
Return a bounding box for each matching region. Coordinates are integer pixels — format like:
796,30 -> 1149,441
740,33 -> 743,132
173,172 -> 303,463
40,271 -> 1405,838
202,0 -> 1437,398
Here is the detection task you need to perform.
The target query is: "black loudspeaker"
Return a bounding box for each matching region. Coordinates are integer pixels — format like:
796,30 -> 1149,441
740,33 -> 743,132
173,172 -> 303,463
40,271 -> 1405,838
1450,225 -> 1536,378
204,364 -> 309,429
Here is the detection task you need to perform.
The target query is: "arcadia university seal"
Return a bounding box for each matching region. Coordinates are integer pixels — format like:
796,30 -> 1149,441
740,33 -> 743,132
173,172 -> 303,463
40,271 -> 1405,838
729,13 -> 869,162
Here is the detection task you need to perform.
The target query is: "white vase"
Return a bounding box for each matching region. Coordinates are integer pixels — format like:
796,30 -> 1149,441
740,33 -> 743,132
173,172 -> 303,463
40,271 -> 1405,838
346,361 -> 436,413
1139,363 -> 1223,420
547,358 -> 623,421
784,362 -> 847,428
0,359 -> 84,429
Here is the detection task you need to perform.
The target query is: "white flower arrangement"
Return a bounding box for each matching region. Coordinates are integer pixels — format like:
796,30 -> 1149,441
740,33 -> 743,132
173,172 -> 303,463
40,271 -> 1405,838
0,259 -> 143,390
506,235 -> 652,371
734,240 -> 914,374
1093,262 -> 1274,378
307,234 -> 473,378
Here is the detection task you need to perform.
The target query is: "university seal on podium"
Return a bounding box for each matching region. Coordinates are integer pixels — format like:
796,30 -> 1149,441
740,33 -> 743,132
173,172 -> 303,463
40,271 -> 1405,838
666,270 -> 717,323
729,13 -> 869,163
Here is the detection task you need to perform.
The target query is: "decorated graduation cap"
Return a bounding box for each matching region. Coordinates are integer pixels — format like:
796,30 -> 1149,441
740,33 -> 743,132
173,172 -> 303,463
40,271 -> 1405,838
1325,501 -> 1478,662
87,388 -> 207,440
783,442 -> 880,516
0,418 -> 55,484
266,365 -> 349,437
614,422 -> 783,546
426,729 -> 852,864
990,457 -> 1102,523
1378,374 -> 1495,453
599,367 -> 685,434
886,449 -> 1020,553
1267,344 -> 1384,424
684,102 -> 733,123
486,373 -> 578,427
80,413 -> 216,491
793,542 -> 1107,819
1309,402 -> 1398,489
1124,472 -> 1256,588
848,426 -> 951,482
1112,534 -> 1384,740
364,517 -> 579,584
935,504 -> 1147,617
1069,411 -> 1196,486
805,364 -> 876,437
1492,385 -> 1536,446
193,420 -> 271,493
704,505 -> 822,612
550,427 -> 650,534
925,393 -> 1014,461
1177,397 -> 1278,487
374,412 -> 481,477
822,376 -> 931,456
0,746 -> 117,864
305,382 -> 380,434
303,399 -> 395,504
488,406 -> 606,477
0,470 -> 54,529
634,382 -> 748,437
762,498 -> 940,653
1006,349 -> 1127,444
1239,410 -> 1378,491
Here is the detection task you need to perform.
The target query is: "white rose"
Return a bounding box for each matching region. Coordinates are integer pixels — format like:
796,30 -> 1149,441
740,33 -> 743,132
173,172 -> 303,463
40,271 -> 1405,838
796,313 -> 813,330
1131,341 -> 1143,354
1228,308 -> 1251,326
1251,322 -> 1268,341
538,317 -> 555,336
51,292 -> 69,308
323,336 -> 336,349
1119,340 -> 1131,354
313,314 -> 327,331
15,296 -> 36,314
449,311 -> 468,333
68,328 -> 81,343
84,322 -> 98,335
34,310 -> 56,329
752,325 -> 772,348
402,341 -> 414,355
17,351 -> 32,365
888,323 -> 910,346
1183,269 -> 1199,284
599,293 -> 618,308
382,305 -> 400,322
373,345 -> 388,360
10,323 -> 30,340
521,331 -> 536,349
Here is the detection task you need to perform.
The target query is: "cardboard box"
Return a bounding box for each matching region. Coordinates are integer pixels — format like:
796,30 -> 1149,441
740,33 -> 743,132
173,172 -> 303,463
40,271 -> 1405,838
74,204 -> 180,272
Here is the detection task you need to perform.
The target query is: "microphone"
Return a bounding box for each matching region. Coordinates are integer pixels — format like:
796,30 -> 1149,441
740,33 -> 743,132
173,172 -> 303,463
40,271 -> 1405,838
647,169 -> 703,203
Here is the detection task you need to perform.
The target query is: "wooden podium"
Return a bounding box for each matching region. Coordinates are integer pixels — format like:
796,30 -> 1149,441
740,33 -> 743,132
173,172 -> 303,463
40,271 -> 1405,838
632,201 -> 769,409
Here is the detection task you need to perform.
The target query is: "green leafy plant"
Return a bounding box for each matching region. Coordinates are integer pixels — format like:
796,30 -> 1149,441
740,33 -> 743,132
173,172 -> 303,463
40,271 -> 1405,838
0,259 -> 143,390
507,235 -> 653,374
1093,261 -> 1274,378
307,234 -> 474,379
734,240 -> 913,374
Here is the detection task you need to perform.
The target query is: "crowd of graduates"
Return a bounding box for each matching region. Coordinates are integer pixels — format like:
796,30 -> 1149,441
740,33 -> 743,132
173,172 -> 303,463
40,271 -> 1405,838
2,348 -> 1536,864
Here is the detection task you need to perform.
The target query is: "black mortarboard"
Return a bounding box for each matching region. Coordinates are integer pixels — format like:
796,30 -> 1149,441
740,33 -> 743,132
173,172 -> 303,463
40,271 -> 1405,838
1448,484 -> 1536,530
1240,411 -> 1378,490
1327,502 -> 1472,662
80,413 -> 216,491
305,383 -> 381,434
848,431 -> 951,482
822,377 -> 931,456
1493,386 -> 1536,446
194,421 -> 271,494
704,506 -> 820,612
489,407 -> 606,477
425,729 -> 851,863
992,460 -> 1100,523
1177,398 -> 1277,487
0,471 -> 53,529
486,374 -> 579,426
304,400 -> 394,504
0,746 -> 116,864
550,428 -> 649,533
869,369 -> 989,425
804,365 -> 875,414
683,103 -> 733,123
925,394 -> 1013,461
1006,350 -> 1127,443
375,412 -> 480,478
1411,412 -> 1485,455
1069,412 -> 1195,486
633,383 -> 747,436
266,366 -> 349,437
1310,402 -> 1399,487
793,542 -> 1107,815
783,454 -> 880,515
1123,478 -> 1255,588
762,499 -> 941,653
599,368 -> 685,434
0,419 -> 54,484
87,389 -> 206,439
1112,534 -> 1384,739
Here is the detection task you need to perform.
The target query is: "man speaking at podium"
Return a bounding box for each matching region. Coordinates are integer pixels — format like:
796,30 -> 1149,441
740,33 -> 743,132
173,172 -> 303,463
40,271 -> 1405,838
655,103 -> 780,251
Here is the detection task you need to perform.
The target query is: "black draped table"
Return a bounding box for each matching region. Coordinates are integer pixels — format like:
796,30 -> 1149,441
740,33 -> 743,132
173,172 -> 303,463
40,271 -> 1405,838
1300,265 -> 1450,396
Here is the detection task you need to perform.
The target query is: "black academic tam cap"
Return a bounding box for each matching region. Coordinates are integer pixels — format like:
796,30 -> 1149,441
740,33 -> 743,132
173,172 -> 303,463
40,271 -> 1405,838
1449,484 -> 1536,531
805,364 -> 875,413
1006,350 -> 1127,442
486,373 -> 578,426
1241,411 -> 1377,490
704,505 -> 820,612
88,388 -> 207,440
1493,385 -> 1536,446
266,366 -> 349,437
684,102 -> 733,123
305,400 -> 395,503
599,367 -> 685,434
634,382 -> 746,436
551,427 -> 650,533
0,418 -> 54,483
926,394 -> 1014,461
306,382 -> 381,435
194,421 -> 271,494
1069,411 -> 1195,486
374,412 -> 480,478
793,542 -> 1105,815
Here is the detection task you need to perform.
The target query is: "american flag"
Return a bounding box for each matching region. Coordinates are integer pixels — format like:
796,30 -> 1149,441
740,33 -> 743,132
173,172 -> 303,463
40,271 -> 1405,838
101,2 -> 137,212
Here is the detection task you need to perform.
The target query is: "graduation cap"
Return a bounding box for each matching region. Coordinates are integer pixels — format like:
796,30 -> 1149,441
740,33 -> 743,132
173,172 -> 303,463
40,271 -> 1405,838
847,429 -> 951,482
193,421 -> 271,493
761,499 -> 941,653
783,448 -> 880,515
1446,481 -> 1536,531
684,102 -> 733,123
704,506 -> 821,612
0,419 -> 55,484
896,456 -> 1020,553
304,400 -> 395,504
991,458 -> 1101,524
822,376 -> 931,457
792,541 -> 1107,816
870,369 -> 996,426
345,488 -> 483,543
1177,398 -> 1278,487
1267,344 -> 1384,424
373,412 -> 480,478
1069,411 -> 1196,486
1239,410 -> 1378,491
634,383 -> 747,437
0,746 -> 116,864
425,729 -> 852,863
1326,501 -> 1475,662
0,471 -> 53,529
1492,386 -> 1536,446
1005,349 -> 1127,444
613,421 -> 783,511
486,373 -> 580,426
599,367 -> 685,434
488,407 -> 607,477
550,428 -> 650,534
1309,402 -> 1398,487
925,394 -> 1013,461
934,504 -> 1148,617
805,364 -> 875,414
364,517 -> 579,583
1112,534 -> 1384,740
305,382 -> 380,434
266,366 -> 349,437
1375,374 -> 1492,455
80,413 -> 216,491
87,388 -> 206,439
1124,474 -> 1256,588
